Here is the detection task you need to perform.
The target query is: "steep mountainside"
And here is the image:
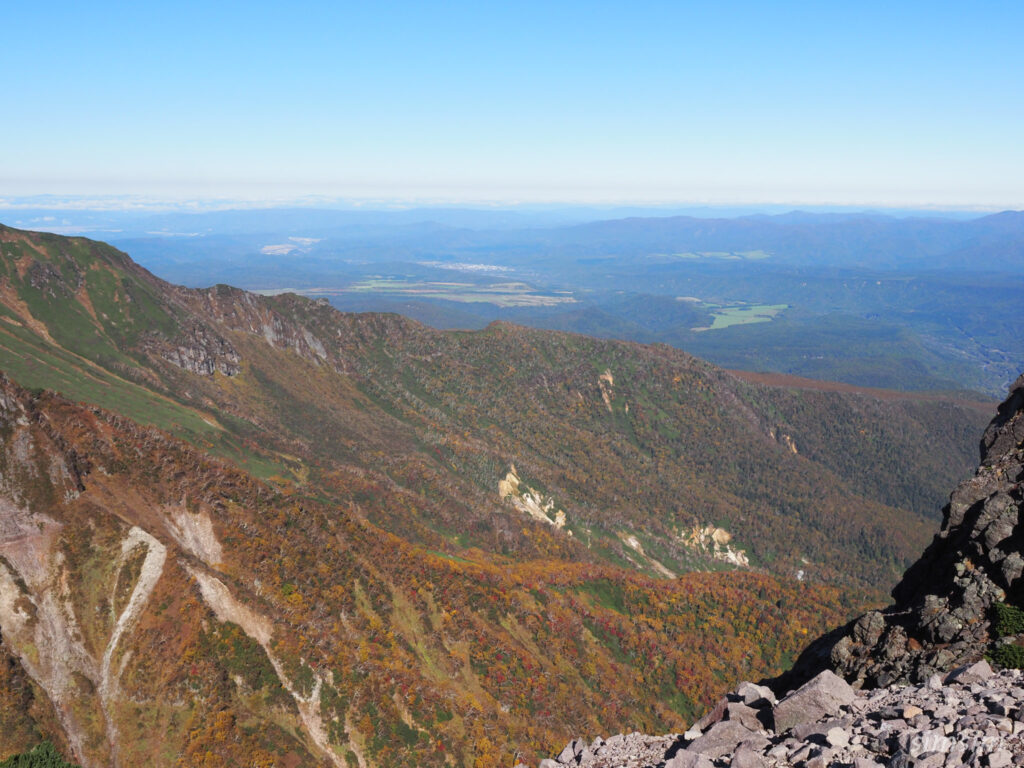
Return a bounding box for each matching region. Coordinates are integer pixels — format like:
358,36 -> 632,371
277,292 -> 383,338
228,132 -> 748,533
0,375 -> 852,766
529,371 -> 1024,768
0,224 -> 999,765
0,224 -> 989,590
779,372 -> 1024,690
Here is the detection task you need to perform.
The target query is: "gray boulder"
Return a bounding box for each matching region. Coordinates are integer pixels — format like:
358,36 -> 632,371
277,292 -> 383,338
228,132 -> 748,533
772,670 -> 855,732
943,659 -> 992,685
729,743 -> 768,767
665,752 -> 713,768
685,720 -> 767,759
735,681 -> 776,707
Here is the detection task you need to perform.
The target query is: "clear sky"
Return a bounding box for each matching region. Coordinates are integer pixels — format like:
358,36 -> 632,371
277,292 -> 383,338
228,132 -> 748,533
3,1 -> 1022,207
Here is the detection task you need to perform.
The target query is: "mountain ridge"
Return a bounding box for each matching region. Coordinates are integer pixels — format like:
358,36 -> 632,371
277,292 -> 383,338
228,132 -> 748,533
0,223 -> 1003,765
0,222 -> 989,588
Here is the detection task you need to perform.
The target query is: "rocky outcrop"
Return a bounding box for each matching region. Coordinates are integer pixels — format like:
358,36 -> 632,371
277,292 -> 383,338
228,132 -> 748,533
144,324 -> 241,376
682,524 -> 750,568
499,465 -> 567,529
776,373 -> 1024,690
537,663 -> 1024,767
181,285 -> 333,367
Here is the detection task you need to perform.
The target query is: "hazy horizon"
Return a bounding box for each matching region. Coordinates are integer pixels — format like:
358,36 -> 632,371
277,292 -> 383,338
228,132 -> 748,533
0,193 -> 1014,220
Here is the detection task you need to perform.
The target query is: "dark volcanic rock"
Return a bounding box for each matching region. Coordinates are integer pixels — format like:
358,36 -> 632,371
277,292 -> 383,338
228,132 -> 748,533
776,373 -> 1024,690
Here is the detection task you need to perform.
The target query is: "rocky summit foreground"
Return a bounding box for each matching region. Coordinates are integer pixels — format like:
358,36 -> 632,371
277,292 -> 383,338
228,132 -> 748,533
531,371 -> 1024,767
538,662 -> 1024,767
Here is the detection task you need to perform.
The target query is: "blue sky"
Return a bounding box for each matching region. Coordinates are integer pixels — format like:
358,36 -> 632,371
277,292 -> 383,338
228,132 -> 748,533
3,1 -> 1022,207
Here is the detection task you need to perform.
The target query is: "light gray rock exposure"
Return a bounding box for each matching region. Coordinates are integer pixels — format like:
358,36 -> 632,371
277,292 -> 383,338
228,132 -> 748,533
532,663 -> 1024,767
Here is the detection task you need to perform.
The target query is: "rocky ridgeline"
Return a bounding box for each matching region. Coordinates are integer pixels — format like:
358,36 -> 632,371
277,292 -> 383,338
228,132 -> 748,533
531,372 -> 1024,768
534,661 -> 1024,767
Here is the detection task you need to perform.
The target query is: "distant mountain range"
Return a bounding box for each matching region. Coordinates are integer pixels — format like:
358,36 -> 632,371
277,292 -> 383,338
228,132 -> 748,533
9,206 -> 1020,394
0,223 -> 1000,766
8,205 -> 1018,271
538,209 -> 1024,271
42,206 -> 1014,397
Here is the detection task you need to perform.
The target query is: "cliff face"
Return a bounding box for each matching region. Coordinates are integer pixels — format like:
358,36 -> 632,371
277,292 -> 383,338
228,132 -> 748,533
781,372 -> 1024,690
